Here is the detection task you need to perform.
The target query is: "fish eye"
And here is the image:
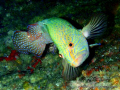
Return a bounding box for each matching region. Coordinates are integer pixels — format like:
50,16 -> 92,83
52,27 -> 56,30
59,54 -> 63,58
69,42 -> 74,47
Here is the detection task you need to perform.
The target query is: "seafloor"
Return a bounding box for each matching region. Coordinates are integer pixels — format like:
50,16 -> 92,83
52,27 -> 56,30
0,0 -> 120,90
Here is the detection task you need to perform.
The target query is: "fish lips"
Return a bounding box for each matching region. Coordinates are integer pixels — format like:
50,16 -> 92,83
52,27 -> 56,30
72,51 -> 89,67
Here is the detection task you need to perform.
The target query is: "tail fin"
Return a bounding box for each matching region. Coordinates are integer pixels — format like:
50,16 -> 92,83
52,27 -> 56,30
81,14 -> 107,39
13,22 -> 53,56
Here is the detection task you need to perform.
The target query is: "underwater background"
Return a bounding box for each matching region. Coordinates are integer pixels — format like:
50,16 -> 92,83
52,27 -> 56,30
0,0 -> 120,90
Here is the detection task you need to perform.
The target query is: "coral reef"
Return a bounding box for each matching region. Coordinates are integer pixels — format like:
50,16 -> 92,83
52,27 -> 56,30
0,0 -> 120,90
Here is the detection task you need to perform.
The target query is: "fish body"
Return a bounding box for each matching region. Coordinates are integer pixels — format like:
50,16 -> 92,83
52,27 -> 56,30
13,14 -> 107,80
42,18 -> 89,67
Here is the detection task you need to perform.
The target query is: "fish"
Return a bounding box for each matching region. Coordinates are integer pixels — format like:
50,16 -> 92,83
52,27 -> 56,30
89,43 -> 101,48
13,14 -> 107,80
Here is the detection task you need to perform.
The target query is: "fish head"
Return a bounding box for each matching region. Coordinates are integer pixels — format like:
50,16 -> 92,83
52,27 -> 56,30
47,18 -> 89,67
58,30 -> 89,67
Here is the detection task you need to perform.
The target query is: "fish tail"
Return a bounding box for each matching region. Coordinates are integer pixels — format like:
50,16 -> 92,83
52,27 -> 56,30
62,59 -> 80,80
12,22 -> 49,56
13,31 -> 30,54
81,13 -> 107,39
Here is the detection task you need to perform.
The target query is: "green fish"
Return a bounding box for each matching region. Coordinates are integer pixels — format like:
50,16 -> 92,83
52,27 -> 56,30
13,14 -> 107,80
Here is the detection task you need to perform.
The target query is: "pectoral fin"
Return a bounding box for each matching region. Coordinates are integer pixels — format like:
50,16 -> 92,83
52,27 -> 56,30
62,59 -> 80,80
81,13 -> 107,39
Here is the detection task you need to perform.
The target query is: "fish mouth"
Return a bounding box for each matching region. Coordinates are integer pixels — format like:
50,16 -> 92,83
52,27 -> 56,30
72,50 -> 89,67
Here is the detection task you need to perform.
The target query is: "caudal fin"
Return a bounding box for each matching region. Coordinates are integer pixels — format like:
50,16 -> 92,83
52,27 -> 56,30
81,14 -> 107,39
13,31 -> 46,56
13,22 -> 53,56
